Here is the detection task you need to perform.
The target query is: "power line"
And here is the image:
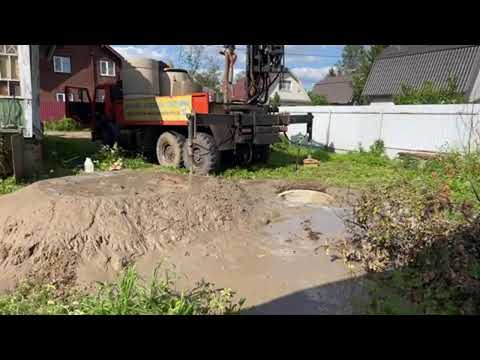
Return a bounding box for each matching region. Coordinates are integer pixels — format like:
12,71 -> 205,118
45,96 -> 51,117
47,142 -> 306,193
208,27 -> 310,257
232,47 -> 340,58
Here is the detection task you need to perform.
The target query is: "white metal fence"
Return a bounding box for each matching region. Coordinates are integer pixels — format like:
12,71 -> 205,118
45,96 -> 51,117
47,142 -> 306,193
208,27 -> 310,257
280,103 -> 480,158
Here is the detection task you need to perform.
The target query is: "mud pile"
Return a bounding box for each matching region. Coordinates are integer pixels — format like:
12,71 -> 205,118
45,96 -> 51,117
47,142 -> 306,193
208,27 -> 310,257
0,171 -> 275,289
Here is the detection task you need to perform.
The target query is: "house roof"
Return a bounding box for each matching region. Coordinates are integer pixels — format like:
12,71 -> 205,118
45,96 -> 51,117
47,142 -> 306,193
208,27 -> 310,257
101,45 -> 124,62
42,45 -> 125,63
313,75 -> 353,104
363,45 -> 480,98
231,69 -> 297,102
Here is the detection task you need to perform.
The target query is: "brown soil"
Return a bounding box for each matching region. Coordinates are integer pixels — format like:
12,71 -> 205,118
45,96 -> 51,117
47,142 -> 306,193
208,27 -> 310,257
0,169 -> 368,313
0,170 -> 284,290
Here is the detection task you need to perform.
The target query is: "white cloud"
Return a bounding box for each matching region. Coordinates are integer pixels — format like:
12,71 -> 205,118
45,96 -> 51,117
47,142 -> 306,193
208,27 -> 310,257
291,66 -> 330,85
113,45 -> 169,61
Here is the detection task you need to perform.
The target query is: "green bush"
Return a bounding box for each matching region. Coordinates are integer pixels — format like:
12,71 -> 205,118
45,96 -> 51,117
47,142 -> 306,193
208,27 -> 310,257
92,144 -> 152,172
0,176 -> 21,195
308,91 -> 329,105
339,176 -> 480,314
0,266 -> 245,315
43,118 -> 83,132
394,78 -> 467,105
369,139 -> 385,156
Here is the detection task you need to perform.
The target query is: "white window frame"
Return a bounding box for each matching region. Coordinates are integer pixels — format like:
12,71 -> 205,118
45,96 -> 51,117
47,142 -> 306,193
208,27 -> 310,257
0,45 -> 21,98
99,60 -> 115,77
279,79 -> 292,92
53,56 -> 71,74
56,92 -> 66,102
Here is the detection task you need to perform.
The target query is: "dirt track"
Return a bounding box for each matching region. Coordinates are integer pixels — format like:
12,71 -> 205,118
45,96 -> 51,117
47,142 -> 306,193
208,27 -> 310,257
0,170 -> 367,314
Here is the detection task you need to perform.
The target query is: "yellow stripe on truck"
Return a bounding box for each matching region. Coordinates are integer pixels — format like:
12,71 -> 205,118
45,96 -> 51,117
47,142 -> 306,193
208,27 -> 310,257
123,95 -> 193,122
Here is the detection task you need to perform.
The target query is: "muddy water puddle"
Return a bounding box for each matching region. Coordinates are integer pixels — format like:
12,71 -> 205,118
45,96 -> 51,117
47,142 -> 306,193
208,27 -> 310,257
152,203 -> 368,315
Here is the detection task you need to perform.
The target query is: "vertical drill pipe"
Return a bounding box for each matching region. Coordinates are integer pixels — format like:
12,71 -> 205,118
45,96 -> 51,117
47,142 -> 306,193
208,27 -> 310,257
187,113 -> 196,175
223,53 -> 230,103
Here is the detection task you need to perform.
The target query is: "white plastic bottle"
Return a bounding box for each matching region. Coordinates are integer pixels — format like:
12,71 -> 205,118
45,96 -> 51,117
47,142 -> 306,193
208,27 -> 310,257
84,157 -> 94,173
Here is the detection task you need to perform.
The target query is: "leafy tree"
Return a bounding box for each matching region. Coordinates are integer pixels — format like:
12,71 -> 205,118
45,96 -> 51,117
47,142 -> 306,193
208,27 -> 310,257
175,45 -> 205,76
194,62 -> 222,94
394,77 -> 467,105
308,91 -> 329,105
351,45 -> 388,104
175,45 -> 222,95
336,45 -> 366,75
328,67 -> 336,77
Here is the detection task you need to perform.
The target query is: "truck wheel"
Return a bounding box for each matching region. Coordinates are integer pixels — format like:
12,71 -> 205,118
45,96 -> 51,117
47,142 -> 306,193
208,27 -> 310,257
183,132 -> 219,175
254,145 -> 271,164
156,131 -> 185,167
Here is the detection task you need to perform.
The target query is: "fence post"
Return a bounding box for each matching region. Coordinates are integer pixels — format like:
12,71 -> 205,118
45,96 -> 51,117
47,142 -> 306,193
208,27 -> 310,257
379,111 -> 384,140
326,110 -> 332,147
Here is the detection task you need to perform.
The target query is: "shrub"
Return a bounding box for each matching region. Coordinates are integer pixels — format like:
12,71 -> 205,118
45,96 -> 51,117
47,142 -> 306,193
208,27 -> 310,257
92,144 -> 151,172
394,77 -> 467,105
338,178 -> 480,314
0,176 -> 21,195
308,91 -> 329,105
369,139 -> 385,156
43,118 -> 83,132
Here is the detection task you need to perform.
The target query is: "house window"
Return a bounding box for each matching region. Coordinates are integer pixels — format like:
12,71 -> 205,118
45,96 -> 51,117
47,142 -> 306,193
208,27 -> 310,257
279,80 -> 292,91
99,60 -> 115,77
53,56 -> 71,73
0,45 -> 20,97
56,92 -> 66,102
56,92 -> 74,102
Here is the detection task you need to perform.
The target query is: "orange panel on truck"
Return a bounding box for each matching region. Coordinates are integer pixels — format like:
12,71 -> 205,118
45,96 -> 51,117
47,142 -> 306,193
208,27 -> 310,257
191,93 -> 209,114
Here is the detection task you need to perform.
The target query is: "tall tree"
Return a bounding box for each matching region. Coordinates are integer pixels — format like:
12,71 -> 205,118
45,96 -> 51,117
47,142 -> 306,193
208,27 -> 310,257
175,45 -> 222,94
336,45 -> 366,75
351,45 -> 388,104
328,68 -> 336,77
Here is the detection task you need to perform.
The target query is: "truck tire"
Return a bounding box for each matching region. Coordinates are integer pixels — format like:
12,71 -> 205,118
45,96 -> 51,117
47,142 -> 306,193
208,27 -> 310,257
254,145 -> 270,164
156,131 -> 185,167
183,132 -> 220,175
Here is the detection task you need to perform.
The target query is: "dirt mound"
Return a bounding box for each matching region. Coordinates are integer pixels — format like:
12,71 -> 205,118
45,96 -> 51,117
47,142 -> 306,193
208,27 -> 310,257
0,171 -> 275,290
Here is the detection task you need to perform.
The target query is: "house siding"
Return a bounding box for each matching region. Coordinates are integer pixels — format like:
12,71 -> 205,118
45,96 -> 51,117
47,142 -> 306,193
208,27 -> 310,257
232,71 -> 310,105
39,45 -> 122,120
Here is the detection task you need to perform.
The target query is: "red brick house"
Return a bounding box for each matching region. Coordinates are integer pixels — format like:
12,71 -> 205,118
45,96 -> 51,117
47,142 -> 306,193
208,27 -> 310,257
39,45 -> 123,121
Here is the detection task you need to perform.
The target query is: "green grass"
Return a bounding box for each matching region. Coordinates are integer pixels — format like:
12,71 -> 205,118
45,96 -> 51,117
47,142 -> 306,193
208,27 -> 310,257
4,134 -> 480,207
0,135 -> 155,196
222,140 -> 412,188
43,118 -> 84,132
0,266 -> 244,315
92,144 -> 153,172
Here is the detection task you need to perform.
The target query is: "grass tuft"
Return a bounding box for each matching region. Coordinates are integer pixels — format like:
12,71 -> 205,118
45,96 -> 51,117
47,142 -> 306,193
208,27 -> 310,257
0,266 -> 245,315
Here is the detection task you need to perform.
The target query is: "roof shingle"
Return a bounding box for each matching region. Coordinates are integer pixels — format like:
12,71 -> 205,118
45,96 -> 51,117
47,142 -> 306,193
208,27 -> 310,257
313,75 -> 353,104
363,45 -> 480,98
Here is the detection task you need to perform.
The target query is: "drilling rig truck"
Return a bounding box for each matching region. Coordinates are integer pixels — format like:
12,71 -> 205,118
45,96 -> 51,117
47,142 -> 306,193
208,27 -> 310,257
65,45 -> 313,174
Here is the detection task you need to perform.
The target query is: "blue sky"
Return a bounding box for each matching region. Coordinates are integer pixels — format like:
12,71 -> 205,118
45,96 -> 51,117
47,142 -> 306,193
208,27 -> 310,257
112,45 -> 343,90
